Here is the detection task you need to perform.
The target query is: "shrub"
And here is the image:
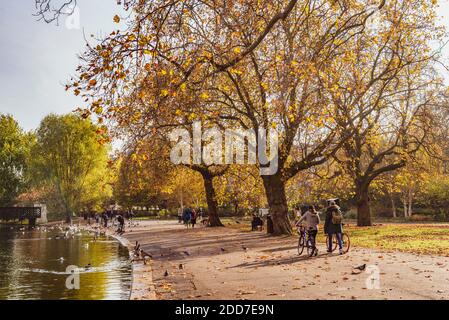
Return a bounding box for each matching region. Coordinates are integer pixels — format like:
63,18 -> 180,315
409,214 -> 434,222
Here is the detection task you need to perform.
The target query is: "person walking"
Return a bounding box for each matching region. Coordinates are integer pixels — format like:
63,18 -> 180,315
296,205 -> 321,256
116,214 -> 125,234
182,207 -> 192,228
324,200 -> 344,254
191,209 -> 197,228
102,211 -> 109,228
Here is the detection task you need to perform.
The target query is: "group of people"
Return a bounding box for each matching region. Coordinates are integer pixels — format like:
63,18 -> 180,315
295,200 -> 344,255
83,209 -> 129,234
179,207 -> 200,228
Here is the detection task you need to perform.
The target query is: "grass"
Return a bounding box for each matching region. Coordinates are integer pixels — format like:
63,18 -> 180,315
342,224 -> 449,256
221,217 -> 449,256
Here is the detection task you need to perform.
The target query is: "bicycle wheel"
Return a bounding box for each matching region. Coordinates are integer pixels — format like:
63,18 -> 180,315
306,239 -> 315,257
325,234 -> 339,252
341,233 -> 350,253
327,233 -> 350,253
297,236 -> 305,256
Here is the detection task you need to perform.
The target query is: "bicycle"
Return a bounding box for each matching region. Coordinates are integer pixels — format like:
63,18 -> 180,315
297,225 -> 318,257
325,232 -> 350,254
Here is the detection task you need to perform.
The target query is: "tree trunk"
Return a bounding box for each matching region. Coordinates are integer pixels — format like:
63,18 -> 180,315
403,194 -> 408,217
408,189 -> 413,217
389,193 -> 397,218
262,174 -> 292,235
201,173 -> 223,227
356,185 -> 372,226
65,212 -> 72,224
234,202 -> 239,216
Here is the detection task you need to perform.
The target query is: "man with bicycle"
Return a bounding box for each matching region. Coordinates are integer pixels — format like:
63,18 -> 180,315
324,200 -> 344,254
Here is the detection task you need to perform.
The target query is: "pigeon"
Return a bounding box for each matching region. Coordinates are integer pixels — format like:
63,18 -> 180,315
220,248 -> 226,253
183,251 -> 190,256
353,264 -> 366,271
164,270 -> 169,277
242,245 -> 248,251
179,264 -> 184,269
235,221 -> 241,224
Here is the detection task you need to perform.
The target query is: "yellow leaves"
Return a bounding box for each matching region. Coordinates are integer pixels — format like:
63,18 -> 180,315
333,38 -> 344,46
230,68 -> 243,76
288,114 -> 296,122
113,15 -> 120,23
137,90 -> 146,99
143,49 -> 157,58
233,47 -> 242,54
180,83 -> 187,91
93,106 -> 103,115
160,89 -> 169,97
200,92 -> 209,100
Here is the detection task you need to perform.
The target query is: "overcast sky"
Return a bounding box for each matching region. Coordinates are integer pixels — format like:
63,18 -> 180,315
1,1 -> 449,131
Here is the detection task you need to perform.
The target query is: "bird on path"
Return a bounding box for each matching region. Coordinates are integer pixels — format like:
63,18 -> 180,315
164,270 -> 169,277
242,245 -> 248,251
183,251 -> 190,256
179,264 -> 184,269
220,248 -> 226,253
353,264 -> 366,271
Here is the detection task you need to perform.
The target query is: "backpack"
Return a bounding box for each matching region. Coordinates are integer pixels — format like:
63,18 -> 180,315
331,208 -> 343,224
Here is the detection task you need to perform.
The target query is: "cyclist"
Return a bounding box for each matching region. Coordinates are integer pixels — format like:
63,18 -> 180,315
296,205 -> 320,256
324,200 -> 344,254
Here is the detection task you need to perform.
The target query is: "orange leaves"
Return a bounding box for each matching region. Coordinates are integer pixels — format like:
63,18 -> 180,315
113,15 -> 120,23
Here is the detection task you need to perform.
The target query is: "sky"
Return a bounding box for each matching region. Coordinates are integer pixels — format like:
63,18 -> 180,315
0,1 -> 449,131
0,0 -> 125,131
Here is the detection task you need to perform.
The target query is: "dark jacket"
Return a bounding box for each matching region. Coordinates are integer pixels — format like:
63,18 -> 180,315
182,208 -> 192,222
324,205 -> 343,234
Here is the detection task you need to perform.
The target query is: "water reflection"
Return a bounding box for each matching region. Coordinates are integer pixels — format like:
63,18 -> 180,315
0,225 -> 132,300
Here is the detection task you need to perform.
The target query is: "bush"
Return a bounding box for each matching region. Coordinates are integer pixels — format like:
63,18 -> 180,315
409,214 -> 434,222
343,209 -> 357,220
158,209 -> 173,218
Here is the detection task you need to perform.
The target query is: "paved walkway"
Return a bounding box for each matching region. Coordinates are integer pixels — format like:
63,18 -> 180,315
123,220 -> 449,300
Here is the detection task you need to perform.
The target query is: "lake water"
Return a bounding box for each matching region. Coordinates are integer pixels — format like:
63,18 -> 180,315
0,225 -> 132,300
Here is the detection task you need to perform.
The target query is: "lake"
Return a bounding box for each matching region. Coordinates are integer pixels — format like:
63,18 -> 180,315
0,224 -> 132,300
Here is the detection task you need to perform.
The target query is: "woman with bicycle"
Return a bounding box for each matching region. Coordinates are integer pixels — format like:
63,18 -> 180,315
296,205 -> 320,256
324,200 -> 344,254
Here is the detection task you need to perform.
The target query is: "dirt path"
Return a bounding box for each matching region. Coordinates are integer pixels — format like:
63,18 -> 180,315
123,220 -> 449,300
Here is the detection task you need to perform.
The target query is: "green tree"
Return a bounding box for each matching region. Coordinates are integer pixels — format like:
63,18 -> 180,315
33,114 -> 111,223
0,114 -> 32,206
